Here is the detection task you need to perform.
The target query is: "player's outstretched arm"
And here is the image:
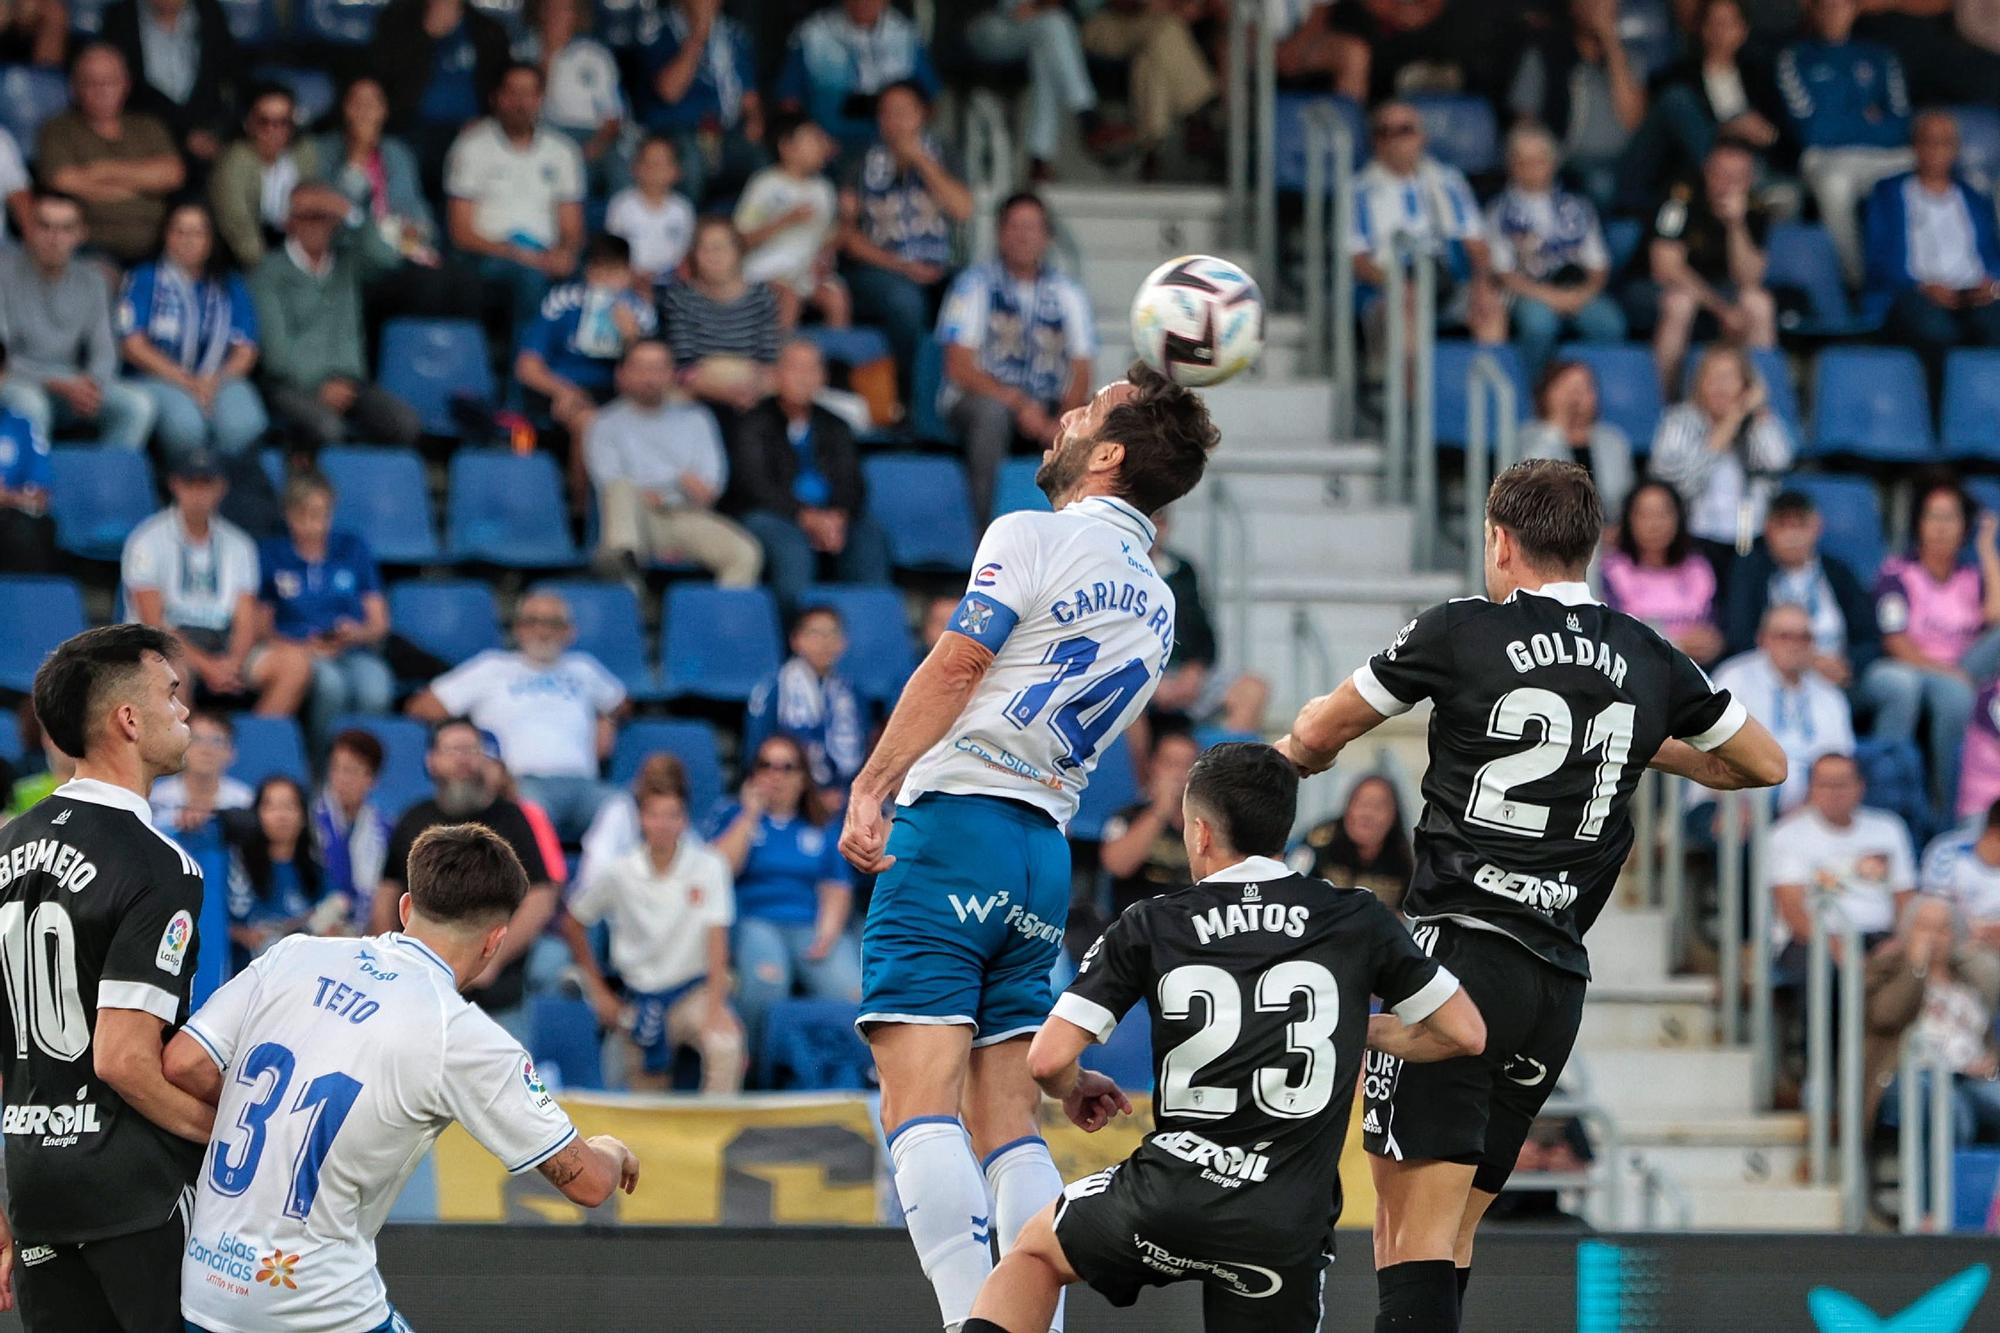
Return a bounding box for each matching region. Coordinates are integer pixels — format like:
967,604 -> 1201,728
1650,718 -> 1787,792
1366,989 -> 1487,1064
537,1134 -> 641,1208
1278,678 -> 1390,777
96,1009 -> 217,1143
839,632 -> 995,872
1027,1018 -> 1133,1133
162,1030 -> 225,1106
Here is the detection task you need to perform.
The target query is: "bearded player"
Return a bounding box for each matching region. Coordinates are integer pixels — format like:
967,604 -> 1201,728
840,362 -> 1217,1332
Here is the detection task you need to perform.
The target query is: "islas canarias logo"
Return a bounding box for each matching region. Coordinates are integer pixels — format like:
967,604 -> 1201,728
256,1250 -> 301,1290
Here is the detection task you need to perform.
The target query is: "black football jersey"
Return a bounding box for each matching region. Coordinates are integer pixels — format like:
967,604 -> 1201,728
1056,860 -> 1453,1265
1354,584 -> 1743,978
0,779 -> 207,1244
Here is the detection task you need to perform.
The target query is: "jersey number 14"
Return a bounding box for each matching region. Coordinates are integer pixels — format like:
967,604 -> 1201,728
1004,634 -> 1152,772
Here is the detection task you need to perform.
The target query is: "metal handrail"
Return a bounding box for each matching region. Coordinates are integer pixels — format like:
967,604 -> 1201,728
1658,777 -> 1686,972
1717,793 -> 1745,1046
1301,102 -> 1358,440
1637,1161 -> 1697,1230
1747,794 -> 1776,1108
1804,893 -> 1866,1228
1203,477 -> 1253,683
1253,11 -> 1277,307
1461,351 -> 1518,590
1897,1041 -> 1958,1233
963,90 -> 1014,264
1225,0 -> 1251,250
1289,605 -> 1336,706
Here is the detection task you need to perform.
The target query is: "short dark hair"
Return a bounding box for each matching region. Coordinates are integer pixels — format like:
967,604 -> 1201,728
768,108 -> 816,147
330,728 -> 384,776
496,60 -> 544,93
1184,742 -> 1298,858
632,752 -> 688,801
405,823 -> 527,926
188,708 -> 234,740
1810,751 -> 1861,786
244,80 -> 295,115
997,190 -> 1049,229
876,78 -> 930,111
1767,490 -> 1817,521
791,604 -> 842,635
584,232 -> 631,269
1100,360 -> 1219,515
1487,459 -> 1602,572
1531,358 -> 1592,419
32,624 -> 180,759
1614,480 -> 1692,566
430,716 -> 480,751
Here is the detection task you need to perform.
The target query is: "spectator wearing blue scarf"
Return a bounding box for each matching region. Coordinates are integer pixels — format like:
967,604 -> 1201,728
117,201 -> 268,472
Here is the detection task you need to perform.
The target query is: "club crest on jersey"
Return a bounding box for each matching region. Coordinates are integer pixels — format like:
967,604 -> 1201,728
156,909 -> 193,975
958,599 -> 995,636
1566,613 -> 1582,632
522,1057 -> 555,1111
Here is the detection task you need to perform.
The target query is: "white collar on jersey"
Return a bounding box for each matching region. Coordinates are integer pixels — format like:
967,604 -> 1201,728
1198,854 -> 1292,885
386,932 -> 457,981
53,777 -> 159,829
1507,580 -> 1600,607
1062,494 -> 1157,549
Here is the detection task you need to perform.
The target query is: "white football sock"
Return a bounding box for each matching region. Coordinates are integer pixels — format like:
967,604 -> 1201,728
889,1116 -> 995,1330
984,1136 -> 1066,1333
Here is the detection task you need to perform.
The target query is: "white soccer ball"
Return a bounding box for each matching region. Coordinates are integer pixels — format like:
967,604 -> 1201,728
1129,254 -> 1265,388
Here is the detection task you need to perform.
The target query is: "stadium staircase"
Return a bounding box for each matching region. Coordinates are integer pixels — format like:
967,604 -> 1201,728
1046,181 -> 1844,1232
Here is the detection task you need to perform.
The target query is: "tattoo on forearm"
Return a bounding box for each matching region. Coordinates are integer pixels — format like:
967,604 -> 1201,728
539,1142 -> 586,1189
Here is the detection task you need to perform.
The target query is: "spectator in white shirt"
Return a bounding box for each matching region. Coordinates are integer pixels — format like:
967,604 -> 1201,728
149,708 -> 253,833
1767,752 -> 1917,968
409,589 -> 627,841
0,125 -> 30,239
1920,798 -> 2000,950
1648,344 -> 1793,556
1714,603 -> 1855,811
1483,123 -> 1626,378
122,452 -> 312,716
605,135 -> 695,293
734,112 -> 847,331
559,785 -> 745,1092
521,0 -> 624,194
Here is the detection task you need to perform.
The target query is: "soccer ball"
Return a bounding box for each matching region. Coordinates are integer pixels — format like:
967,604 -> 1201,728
1129,255 -> 1265,388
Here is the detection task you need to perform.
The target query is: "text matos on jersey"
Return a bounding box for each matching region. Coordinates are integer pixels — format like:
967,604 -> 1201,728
1054,857 -> 1458,1265
1353,581 -> 1746,977
179,932 -> 578,1333
901,495 -> 1175,827
0,778 -> 206,1246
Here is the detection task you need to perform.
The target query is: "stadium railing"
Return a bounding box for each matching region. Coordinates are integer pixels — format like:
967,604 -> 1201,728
962,89 -> 1013,265
1460,349 -> 1521,592
1383,231 -> 1438,566
1301,101 -> 1358,439
1804,889 -> 1867,1230
1225,0 -> 1278,292
1896,1037 -> 1957,1233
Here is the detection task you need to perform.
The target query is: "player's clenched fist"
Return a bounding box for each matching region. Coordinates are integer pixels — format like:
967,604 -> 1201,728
591,1135 -> 642,1195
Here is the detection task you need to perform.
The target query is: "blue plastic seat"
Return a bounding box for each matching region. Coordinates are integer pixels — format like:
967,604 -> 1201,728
1782,474 -> 1884,582
992,457 -> 1051,519
1942,349 -> 2000,462
328,713 -> 432,823
797,325 -> 893,367
910,338 -> 948,442
1432,341 -> 1527,448
1766,221 -> 1877,337
378,319 -> 496,437
1409,93 -> 1499,176
758,999 -> 874,1091
385,579 -> 502,668
297,0 -> 391,44
531,579 -> 657,699
658,585 -> 782,702
1557,342 -> 1661,453
229,716 -> 309,789
1808,346 -> 1935,462
1273,91 -> 1365,192
864,455 -> 979,570
0,576 -> 85,694
0,66 -> 70,150
49,447 -> 157,561
608,719 -> 725,818
1683,345 -> 1803,444
1071,734 -> 1141,841
317,447 -> 441,563
252,66 -> 335,125
446,451 -> 580,567
529,995 -> 606,1091
1082,1000 -> 1154,1092
802,584 -> 917,705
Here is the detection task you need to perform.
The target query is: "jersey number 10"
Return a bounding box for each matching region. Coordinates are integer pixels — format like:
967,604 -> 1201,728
0,902 -> 90,1062
1004,634 -> 1153,772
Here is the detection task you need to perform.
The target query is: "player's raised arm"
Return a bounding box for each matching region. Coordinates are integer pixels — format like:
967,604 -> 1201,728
1650,636 -> 1789,790
1281,603 -> 1452,776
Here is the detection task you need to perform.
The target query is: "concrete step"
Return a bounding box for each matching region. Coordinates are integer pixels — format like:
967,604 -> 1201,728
1082,248 -> 1259,318
1682,1184 -> 1845,1231
1625,1141 -> 1808,1190
1576,983 -> 1718,1050
1186,381 -> 1337,448
1244,572 -> 1463,604
1583,908 -> 1670,987
1619,1111 -> 1809,1150
1234,508 -> 1420,578
1577,1048 -> 1759,1118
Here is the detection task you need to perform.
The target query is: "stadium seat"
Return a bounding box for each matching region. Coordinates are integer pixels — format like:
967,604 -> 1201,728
910,338 -> 948,441
297,0 -> 391,45
0,576 -> 85,695
0,66 -> 70,150
1408,93 -> 1499,176
229,716 -> 310,789
758,999 -> 874,1091
67,0 -> 109,33
1432,340 -> 1527,448
658,585 -> 783,702
1942,349 -> 2000,462
1683,345 -> 1804,444
1071,734 -> 1141,841
803,584 -> 917,705
254,66 -> 336,125
0,708 -> 19,765
1954,104 -> 2000,193
609,719 -> 725,818
798,325 -> 892,367
531,579 -> 658,699
1557,342 -> 1660,452
386,579 -> 502,668
1274,91 -> 1365,192
48,447 -> 157,561
378,319 -> 497,437
446,451 -> 581,567
1782,474 -> 1884,581
529,996 -> 607,1092
863,456 -> 980,570
328,714 -> 432,822
1765,221 -> 1877,337
1082,1000 -> 1153,1092
1808,346 -> 1935,461
317,447 -> 442,563
992,458 -> 1052,518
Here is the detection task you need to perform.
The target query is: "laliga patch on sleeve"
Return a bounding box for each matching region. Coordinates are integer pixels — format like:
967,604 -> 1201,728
522,1056 -> 556,1112
156,909 -> 193,976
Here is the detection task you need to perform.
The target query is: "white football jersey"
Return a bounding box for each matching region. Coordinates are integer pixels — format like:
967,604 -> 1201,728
179,933 -> 577,1333
900,495 -> 1176,825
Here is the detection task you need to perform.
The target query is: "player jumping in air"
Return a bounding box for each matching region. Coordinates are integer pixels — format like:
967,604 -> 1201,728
1278,459 -> 1787,1332
962,742 -> 1487,1333
840,361 -> 1217,1333
163,823 -> 639,1333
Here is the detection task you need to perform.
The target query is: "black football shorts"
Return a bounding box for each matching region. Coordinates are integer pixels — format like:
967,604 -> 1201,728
1053,1165 -> 1331,1333
1361,919 -> 1588,1193
16,1200 -> 188,1333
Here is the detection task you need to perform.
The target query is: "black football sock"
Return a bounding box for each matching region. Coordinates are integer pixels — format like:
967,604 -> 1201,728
1457,1266 -> 1472,1327
1376,1259 -> 1459,1331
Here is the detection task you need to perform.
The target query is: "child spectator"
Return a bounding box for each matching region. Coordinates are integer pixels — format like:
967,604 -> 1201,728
735,112 -> 848,331
562,785 -> 745,1092
578,752 -> 692,890
0,344 -> 54,573
149,708 -> 253,832
744,605 -> 866,791
515,233 -> 658,443
225,776 -> 327,968
1601,480 -> 1726,665
606,135 -> 696,294
314,728 -> 393,933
